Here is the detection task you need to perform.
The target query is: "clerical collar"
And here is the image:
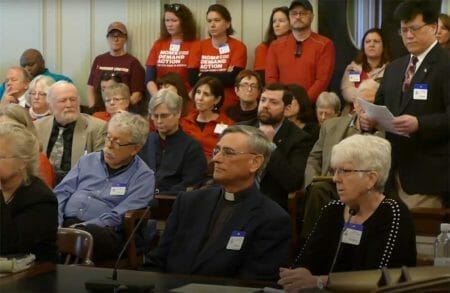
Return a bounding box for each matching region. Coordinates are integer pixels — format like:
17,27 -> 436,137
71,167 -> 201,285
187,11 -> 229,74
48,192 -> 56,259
224,192 -> 235,201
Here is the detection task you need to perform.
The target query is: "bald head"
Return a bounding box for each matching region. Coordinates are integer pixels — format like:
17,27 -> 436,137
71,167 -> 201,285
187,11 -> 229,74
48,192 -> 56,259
20,49 -> 45,77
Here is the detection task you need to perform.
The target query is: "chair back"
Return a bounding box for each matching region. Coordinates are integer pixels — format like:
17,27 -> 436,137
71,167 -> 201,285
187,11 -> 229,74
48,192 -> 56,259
57,227 -> 94,265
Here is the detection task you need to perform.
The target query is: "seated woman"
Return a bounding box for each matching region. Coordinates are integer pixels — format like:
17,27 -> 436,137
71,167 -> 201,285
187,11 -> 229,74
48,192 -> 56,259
93,83 -> 130,121
180,76 -> 234,159
88,71 -> 122,114
279,134 -> 416,291
27,75 -> 55,120
139,89 -> 207,194
0,122 -> 58,261
315,91 -> 341,126
0,103 -> 54,188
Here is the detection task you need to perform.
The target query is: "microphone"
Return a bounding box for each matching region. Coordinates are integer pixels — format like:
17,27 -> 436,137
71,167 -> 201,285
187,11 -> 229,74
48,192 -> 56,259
85,199 -> 158,292
326,205 -> 360,287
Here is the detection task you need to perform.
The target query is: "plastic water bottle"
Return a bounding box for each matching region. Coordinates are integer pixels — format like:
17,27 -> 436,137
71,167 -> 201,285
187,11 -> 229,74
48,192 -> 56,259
434,223 -> 450,267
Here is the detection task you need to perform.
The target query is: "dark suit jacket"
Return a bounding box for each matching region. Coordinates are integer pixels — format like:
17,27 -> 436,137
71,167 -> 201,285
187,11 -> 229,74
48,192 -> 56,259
144,184 -> 291,281
375,44 -> 450,196
240,118 -> 314,209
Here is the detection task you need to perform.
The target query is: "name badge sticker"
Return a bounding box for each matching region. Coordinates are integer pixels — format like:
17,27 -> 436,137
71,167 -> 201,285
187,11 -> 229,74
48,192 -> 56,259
226,231 -> 246,250
348,71 -> 361,82
110,183 -> 127,196
169,42 -> 181,52
413,84 -> 428,100
342,223 -> 363,245
219,44 -> 230,54
214,123 -> 228,134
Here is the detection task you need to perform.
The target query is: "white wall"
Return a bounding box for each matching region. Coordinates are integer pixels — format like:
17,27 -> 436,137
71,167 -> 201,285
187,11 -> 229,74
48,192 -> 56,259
0,0 -> 317,104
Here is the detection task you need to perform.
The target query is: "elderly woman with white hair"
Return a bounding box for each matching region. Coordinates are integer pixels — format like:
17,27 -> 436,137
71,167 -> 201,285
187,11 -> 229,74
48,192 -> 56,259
27,75 -> 55,120
279,134 -> 416,291
0,122 -> 57,261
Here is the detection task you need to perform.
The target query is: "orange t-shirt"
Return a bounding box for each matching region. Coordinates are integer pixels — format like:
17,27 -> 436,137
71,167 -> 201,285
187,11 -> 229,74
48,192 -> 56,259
146,38 -> 198,91
180,110 -> 234,159
253,42 -> 268,71
188,38 -> 247,110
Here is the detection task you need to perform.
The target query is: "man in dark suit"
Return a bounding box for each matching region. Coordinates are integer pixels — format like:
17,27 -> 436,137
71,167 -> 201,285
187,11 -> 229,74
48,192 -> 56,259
361,0 -> 449,208
241,83 -> 314,210
143,125 -> 291,281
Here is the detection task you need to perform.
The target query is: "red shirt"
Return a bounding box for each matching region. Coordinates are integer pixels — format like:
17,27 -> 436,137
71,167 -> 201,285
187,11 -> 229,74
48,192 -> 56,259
92,111 -> 112,122
146,38 -> 199,91
253,42 -> 268,71
39,152 -> 54,188
188,38 -> 247,109
180,110 -> 234,159
265,33 -> 335,102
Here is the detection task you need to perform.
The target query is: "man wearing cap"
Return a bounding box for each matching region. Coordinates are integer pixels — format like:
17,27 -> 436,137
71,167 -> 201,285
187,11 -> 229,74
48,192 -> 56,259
265,0 -> 335,103
87,21 -> 146,115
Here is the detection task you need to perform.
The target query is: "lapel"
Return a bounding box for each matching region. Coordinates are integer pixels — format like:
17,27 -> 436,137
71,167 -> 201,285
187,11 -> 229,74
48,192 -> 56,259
191,184 -> 262,272
273,119 -> 290,146
71,115 -> 88,166
398,45 -> 437,113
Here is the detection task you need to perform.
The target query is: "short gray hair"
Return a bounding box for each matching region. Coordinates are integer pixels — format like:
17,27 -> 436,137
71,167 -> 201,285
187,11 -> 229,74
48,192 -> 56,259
148,89 -> 183,115
0,122 -> 40,184
108,112 -> 149,145
221,125 -> 272,172
46,80 -> 79,103
330,134 -> 391,192
26,75 -> 55,105
103,83 -> 130,101
316,91 -> 341,114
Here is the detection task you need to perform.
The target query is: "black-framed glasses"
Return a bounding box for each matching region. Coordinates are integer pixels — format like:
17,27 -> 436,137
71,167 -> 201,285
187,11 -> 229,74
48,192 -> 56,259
398,23 -> 428,36
329,168 -> 373,177
151,113 -> 173,120
164,3 -> 181,12
289,10 -> 310,17
29,91 -> 47,98
238,83 -> 259,91
105,136 -> 137,148
212,146 -> 258,158
294,41 -> 302,58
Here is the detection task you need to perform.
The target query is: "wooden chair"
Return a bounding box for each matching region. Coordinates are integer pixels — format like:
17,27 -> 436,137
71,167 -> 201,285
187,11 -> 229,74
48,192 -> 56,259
57,227 -> 94,266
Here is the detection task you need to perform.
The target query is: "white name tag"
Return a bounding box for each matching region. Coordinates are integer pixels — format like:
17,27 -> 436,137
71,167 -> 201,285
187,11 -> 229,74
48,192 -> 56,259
169,42 -> 181,52
226,231 -> 246,250
110,183 -> 127,196
342,223 -> 363,245
219,44 -> 230,54
349,71 -> 361,82
413,84 -> 428,100
214,123 -> 228,134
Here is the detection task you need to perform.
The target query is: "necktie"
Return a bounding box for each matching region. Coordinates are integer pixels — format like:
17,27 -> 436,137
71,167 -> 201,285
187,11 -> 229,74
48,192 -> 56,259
49,127 -> 64,171
402,56 -> 418,92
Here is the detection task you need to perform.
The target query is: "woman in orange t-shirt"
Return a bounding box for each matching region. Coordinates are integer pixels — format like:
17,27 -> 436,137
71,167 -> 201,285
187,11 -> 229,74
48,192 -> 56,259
188,4 -> 247,111
181,76 -> 234,159
145,3 -> 198,97
254,6 -> 290,84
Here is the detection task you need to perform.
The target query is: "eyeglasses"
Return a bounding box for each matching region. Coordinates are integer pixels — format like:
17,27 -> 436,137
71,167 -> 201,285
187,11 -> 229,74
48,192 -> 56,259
29,91 -> 47,97
164,3 -> 181,12
238,83 -> 259,91
151,113 -> 173,120
105,136 -> 137,148
108,34 -> 126,40
398,23 -> 428,35
289,11 -> 310,17
212,146 -> 258,158
294,41 -> 302,58
104,97 -> 127,104
329,168 -> 373,177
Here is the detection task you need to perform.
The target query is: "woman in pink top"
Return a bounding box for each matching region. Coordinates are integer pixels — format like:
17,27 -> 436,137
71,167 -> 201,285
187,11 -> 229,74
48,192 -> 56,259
145,3 -> 198,96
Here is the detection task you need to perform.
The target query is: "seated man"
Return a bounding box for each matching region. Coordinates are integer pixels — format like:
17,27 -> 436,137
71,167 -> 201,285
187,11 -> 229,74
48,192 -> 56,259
34,81 -> 106,184
143,125 -> 291,281
55,112 -> 155,261
139,89 -> 207,194
0,66 -> 32,108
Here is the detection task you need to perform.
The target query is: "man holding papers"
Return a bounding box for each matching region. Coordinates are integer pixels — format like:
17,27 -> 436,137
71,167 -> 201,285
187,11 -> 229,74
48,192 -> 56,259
361,0 -> 449,208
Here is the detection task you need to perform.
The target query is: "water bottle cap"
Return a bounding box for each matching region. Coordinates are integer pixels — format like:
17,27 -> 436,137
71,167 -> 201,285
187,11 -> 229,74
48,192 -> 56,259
441,223 -> 450,232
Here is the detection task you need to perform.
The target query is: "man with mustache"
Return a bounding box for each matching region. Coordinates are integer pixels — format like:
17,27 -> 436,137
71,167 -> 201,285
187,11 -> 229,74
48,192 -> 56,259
34,81 -> 107,184
55,112 -> 155,261
240,83 -> 313,210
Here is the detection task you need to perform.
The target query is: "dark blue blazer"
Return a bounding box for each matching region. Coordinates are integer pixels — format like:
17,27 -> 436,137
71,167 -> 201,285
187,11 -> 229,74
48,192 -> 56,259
138,129 -> 208,194
375,44 -> 449,196
144,184 -> 291,281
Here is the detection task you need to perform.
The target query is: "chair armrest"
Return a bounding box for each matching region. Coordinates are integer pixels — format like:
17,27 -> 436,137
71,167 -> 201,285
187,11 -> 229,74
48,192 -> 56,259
123,208 -> 152,269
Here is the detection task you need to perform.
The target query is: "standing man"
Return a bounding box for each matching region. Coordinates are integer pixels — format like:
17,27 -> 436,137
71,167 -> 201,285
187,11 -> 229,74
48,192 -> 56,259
265,0 -> 335,103
241,83 -> 313,210
361,0 -> 449,208
34,81 -> 107,184
143,125 -> 291,281
87,22 -> 146,115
